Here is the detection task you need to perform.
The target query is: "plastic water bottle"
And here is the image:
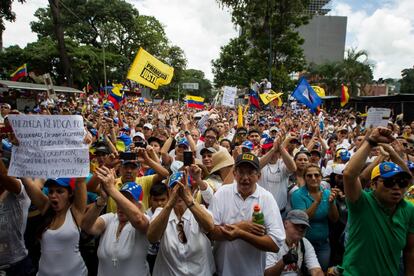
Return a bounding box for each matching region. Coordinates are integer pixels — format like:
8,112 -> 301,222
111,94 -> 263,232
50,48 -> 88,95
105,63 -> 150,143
252,204 -> 265,225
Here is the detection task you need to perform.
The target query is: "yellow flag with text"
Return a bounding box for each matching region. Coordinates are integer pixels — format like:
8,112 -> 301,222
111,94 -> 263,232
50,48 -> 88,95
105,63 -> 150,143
127,47 -> 174,90
237,105 -> 244,127
259,90 -> 283,105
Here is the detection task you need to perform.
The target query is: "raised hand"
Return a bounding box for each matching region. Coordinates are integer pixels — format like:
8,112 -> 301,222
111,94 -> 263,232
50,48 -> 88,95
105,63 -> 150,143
369,127 -> 395,144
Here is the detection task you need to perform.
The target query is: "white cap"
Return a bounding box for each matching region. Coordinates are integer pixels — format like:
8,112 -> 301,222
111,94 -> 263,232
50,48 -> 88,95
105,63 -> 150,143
133,132 -> 145,140
332,163 -> 346,175
143,123 -> 153,130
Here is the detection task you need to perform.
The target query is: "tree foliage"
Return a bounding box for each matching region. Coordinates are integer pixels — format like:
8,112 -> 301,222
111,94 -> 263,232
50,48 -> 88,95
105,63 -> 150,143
213,0 -> 310,91
0,0 -> 188,97
306,48 -> 374,96
0,0 -> 26,49
400,67 -> 414,94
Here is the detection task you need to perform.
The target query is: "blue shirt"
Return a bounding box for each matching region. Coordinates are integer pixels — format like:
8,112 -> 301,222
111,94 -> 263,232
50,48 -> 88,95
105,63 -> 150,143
291,185 -> 331,243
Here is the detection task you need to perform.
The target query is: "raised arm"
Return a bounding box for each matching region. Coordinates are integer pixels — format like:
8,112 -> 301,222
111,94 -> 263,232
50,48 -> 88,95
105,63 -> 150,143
97,167 -> 149,233
71,177 -> 88,224
81,187 -> 107,235
21,178 -> 49,214
0,158 -> 21,194
404,233 -> 414,276
147,185 -> 179,243
140,148 -> 169,183
343,127 -> 394,202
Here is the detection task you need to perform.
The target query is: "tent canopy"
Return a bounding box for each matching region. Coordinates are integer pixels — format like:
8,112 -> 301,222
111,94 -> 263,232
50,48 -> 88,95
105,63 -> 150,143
0,80 -> 83,93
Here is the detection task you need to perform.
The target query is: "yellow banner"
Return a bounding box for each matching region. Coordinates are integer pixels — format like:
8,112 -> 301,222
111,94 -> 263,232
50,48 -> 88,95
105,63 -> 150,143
127,47 -> 174,90
237,105 -> 243,127
259,90 -> 283,105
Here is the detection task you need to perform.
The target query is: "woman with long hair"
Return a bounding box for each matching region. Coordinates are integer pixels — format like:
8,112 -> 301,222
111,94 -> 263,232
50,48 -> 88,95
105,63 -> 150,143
22,177 -> 87,276
290,164 -> 340,272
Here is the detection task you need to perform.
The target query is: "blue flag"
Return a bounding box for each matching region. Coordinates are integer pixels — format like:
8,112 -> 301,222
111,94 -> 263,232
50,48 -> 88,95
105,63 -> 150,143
291,77 -> 322,112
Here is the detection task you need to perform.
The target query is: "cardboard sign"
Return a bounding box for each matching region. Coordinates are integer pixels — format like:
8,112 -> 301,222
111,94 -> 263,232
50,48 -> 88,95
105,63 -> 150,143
8,115 -> 90,178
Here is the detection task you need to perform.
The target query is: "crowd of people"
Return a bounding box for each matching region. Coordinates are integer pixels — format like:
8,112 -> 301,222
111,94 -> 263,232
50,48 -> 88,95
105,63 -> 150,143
0,91 -> 413,276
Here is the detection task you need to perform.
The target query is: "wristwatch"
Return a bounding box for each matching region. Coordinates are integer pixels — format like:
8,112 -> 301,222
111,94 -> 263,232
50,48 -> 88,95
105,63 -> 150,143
95,197 -> 106,208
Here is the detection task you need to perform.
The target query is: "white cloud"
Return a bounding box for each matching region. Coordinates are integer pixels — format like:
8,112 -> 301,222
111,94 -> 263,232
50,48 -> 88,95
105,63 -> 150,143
3,0 -> 47,47
3,0 -> 238,81
330,0 -> 414,79
134,0 -> 238,80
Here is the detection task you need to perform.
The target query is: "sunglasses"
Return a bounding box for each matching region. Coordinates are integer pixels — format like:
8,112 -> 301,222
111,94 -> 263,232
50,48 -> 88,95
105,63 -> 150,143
382,178 -> 410,189
305,173 -> 321,178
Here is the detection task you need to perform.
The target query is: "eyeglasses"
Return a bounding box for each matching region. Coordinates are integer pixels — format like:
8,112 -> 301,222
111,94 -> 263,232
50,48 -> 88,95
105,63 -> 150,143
305,173 -> 321,178
382,178 -> 410,189
236,169 -> 258,177
205,135 -> 217,140
176,220 -> 187,244
238,132 -> 247,136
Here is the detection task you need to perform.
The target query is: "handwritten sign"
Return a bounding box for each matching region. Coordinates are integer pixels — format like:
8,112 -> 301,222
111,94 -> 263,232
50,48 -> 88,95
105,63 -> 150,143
8,115 -> 90,178
222,86 -> 237,107
365,108 -> 391,128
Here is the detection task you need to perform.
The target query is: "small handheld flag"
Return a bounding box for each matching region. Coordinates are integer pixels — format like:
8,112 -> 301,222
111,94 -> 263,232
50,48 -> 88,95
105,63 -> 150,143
186,95 -> 204,109
340,84 -> 349,107
10,64 -> 28,81
249,89 -> 260,109
127,47 -> 174,90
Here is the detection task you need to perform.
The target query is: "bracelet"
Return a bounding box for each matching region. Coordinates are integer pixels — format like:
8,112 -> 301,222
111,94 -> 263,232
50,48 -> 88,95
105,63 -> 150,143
365,137 -> 378,147
95,197 -> 106,208
186,201 -> 195,209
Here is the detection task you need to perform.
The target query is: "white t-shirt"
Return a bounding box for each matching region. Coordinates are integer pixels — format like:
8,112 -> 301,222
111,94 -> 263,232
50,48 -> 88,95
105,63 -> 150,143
258,159 -> 291,210
152,207 -> 215,276
209,183 -> 286,276
97,213 -> 150,276
0,182 -> 31,266
265,238 -> 321,275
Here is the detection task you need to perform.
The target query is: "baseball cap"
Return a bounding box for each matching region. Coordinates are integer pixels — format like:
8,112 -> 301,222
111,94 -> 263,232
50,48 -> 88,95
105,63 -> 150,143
285,209 -> 310,227
120,182 -> 143,202
261,137 -> 274,149
1,103 -> 11,109
235,153 -> 260,170
407,161 -> 414,171
177,138 -> 189,148
143,123 -> 153,130
331,163 -> 346,175
303,132 -> 313,139
371,162 -> 412,180
95,144 -> 110,155
270,126 -> 279,133
200,147 -> 217,155
337,126 -> 348,133
241,141 -> 254,151
336,148 -> 350,162
44,178 -> 76,190
133,132 -> 145,141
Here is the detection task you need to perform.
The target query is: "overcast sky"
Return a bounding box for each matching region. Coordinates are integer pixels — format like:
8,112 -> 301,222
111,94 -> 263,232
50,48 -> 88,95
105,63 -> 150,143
3,0 -> 414,81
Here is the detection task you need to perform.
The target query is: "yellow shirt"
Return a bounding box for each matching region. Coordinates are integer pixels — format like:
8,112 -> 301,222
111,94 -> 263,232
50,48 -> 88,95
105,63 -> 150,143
107,175 -> 156,213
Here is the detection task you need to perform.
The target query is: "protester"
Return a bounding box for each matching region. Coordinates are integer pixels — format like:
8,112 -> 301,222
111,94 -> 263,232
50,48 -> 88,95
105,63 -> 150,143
81,167 -> 150,276
265,210 -> 324,276
22,177 -> 88,276
291,163 -> 339,271
341,127 -> 414,275
209,153 -> 286,275
147,170 -> 215,276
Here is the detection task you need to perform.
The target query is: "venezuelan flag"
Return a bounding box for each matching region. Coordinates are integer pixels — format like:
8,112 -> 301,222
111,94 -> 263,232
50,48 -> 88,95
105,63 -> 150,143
340,84 -> 349,107
108,84 -> 125,110
10,64 -> 28,81
186,95 -> 204,109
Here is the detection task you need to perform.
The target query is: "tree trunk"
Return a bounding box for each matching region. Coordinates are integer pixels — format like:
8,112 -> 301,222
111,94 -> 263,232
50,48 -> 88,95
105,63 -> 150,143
49,0 -> 72,86
0,20 -> 4,52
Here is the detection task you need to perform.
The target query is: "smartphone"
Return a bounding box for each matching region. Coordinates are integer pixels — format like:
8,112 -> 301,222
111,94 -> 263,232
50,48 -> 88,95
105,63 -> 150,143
119,152 -> 137,161
134,141 -> 147,148
183,151 -> 193,166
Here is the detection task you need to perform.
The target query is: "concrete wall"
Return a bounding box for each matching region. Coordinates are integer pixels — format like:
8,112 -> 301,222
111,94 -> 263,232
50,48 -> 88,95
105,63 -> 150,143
298,15 -> 347,64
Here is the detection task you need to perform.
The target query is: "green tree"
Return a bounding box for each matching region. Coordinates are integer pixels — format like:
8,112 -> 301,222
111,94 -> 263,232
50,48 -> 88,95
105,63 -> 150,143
180,69 -> 213,100
213,0 -> 310,90
0,0 -> 26,50
341,48 -> 373,96
400,67 -> 414,94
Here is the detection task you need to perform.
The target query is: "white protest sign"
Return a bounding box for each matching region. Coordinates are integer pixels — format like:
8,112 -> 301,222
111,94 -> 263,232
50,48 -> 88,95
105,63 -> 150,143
8,115 -> 90,178
365,107 -> 391,128
222,86 -> 237,107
